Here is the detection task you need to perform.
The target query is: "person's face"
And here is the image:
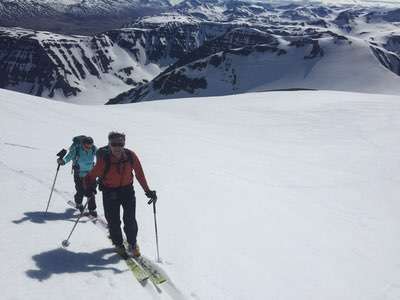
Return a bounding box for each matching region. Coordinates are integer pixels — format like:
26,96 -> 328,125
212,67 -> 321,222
83,142 -> 92,151
109,138 -> 125,155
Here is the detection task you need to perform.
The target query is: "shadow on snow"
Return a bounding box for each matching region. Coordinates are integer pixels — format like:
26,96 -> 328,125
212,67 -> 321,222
26,248 -> 123,281
12,208 -> 82,224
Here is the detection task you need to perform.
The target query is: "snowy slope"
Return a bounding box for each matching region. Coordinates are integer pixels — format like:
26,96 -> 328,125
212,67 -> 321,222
1,88 -> 400,299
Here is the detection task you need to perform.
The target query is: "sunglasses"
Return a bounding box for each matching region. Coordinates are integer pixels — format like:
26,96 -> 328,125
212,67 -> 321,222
110,142 -> 124,147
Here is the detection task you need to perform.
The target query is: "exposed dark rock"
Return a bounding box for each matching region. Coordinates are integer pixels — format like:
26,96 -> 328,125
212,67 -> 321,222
304,40 -> 324,59
0,34 -> 80,97
370,45 -> 400,76
154,71 -> 208,95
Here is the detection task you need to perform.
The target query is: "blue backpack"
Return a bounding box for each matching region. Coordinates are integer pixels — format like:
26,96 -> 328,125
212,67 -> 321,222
71,135 -> 96,171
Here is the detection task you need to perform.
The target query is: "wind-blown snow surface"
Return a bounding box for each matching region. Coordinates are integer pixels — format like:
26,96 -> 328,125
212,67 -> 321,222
1,88 -> 400,299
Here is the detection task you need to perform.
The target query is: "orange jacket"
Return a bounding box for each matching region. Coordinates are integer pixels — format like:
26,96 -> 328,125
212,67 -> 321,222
84,148 -> 150,191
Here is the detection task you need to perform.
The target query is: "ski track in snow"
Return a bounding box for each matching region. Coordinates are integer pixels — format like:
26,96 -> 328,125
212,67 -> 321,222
4,142 -> 39,150
2,88 -> 400,299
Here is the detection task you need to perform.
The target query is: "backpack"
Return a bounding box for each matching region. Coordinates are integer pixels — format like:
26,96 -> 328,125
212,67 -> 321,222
96,145 -> 134,190
71,135 -> 96,171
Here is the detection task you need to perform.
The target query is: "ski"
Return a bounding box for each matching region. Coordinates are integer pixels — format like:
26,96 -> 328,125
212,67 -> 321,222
66,200 -> 150,283
134,256 -> 167,285
119,254 -> 150,283
66,201 -> 166,284
121,241 -> 167,284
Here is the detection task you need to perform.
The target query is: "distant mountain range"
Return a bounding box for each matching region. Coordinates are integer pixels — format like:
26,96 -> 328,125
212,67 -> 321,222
0,0 -> 171,34
0,0 -> 399,104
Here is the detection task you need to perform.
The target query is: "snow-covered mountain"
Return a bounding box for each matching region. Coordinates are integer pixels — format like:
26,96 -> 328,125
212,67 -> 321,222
109,31 -> 400,103
2,87 -> 400,299
109,0 -> 400,103
0,0 -> 399,104
0,0 -> 171,34
0,23 -> 225,104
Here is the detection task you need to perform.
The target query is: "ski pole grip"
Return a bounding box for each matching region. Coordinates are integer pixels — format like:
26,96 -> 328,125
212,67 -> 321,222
57,148 -> 67,159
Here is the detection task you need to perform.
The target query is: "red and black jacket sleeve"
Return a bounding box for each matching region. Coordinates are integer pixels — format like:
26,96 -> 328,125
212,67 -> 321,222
131,151 -> 150,193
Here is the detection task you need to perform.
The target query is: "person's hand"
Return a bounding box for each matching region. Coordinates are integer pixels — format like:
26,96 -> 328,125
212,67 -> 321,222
146,190 -> 157,205
57,158 -> 65,165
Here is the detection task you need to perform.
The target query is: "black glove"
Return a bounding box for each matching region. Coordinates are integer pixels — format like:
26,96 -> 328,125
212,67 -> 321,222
146,190 -> 157,205
57,158 -> 65,165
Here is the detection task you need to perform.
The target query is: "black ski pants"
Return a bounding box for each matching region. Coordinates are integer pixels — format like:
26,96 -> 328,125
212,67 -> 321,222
74,174 -> 96,211
102,185 -> 138,247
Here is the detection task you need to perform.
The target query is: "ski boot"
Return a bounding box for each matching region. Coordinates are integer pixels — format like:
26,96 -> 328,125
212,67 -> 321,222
128,243 -> 141,258
88,210 -> 97,218
75,203 -> 84,213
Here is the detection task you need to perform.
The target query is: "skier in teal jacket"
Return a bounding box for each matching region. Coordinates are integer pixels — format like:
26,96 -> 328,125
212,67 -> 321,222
58,136 -> 98,217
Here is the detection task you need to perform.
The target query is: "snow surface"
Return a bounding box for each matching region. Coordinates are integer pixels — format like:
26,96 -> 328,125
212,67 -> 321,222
1,87 -> 400,299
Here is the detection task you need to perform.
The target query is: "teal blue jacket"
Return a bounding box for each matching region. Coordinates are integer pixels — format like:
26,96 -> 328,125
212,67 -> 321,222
63,144 -> 97,178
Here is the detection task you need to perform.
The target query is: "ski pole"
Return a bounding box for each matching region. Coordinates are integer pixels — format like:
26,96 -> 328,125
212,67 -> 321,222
45,149 -> 67,213
45,164 -> 61,213
62,199 -> 89,248
152,201 -> 161,263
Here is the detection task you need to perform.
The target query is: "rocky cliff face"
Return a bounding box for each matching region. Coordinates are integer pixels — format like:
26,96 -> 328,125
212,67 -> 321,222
0,21 -> 230,101
109,22 -> 231,65
0,30 -> 82,98
370,34 -> 400,77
